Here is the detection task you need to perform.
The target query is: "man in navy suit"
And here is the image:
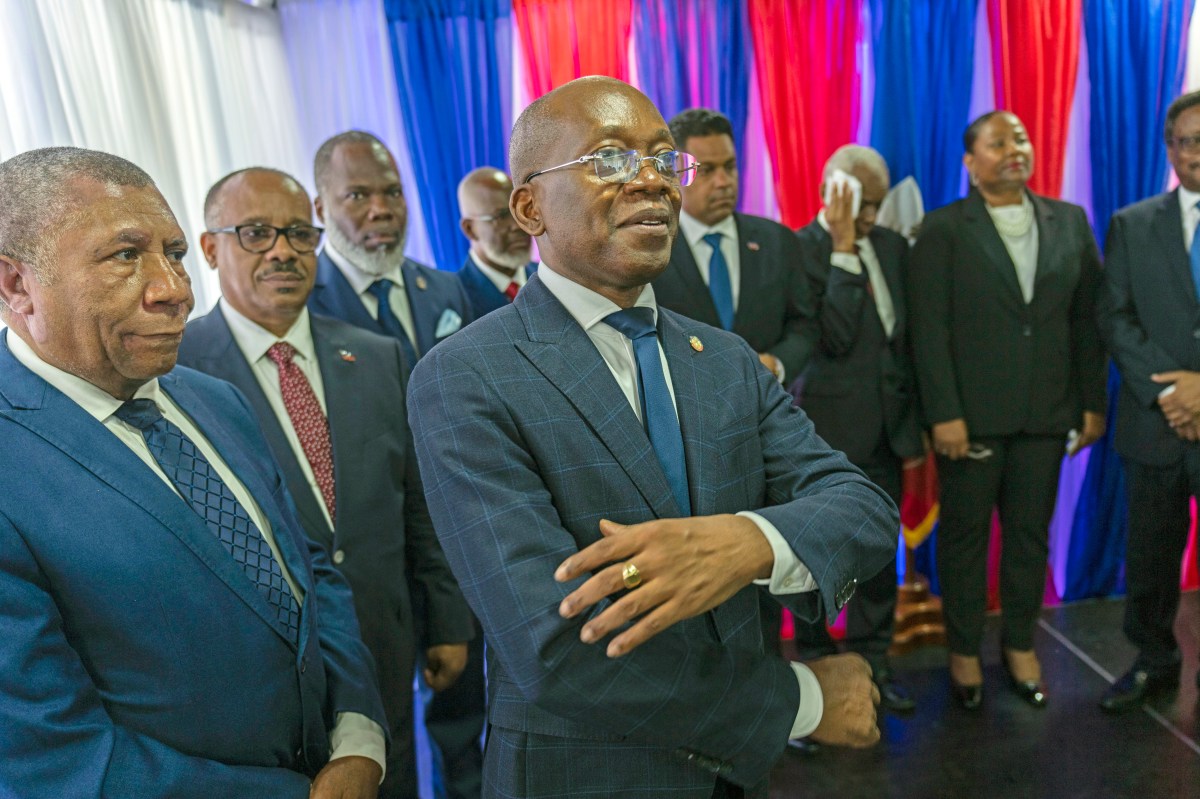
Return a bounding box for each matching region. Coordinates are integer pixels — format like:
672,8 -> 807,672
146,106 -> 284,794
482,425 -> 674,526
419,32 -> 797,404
0,147 -> 386,797
457,166 -> 536,317
309,131 -> 474,369
408,77 -> 894,798
177,167 -> 474,797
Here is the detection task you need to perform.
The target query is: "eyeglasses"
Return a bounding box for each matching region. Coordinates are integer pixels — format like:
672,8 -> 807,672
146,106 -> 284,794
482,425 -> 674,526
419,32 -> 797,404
463,207 -> 516,225
1170,134 -> 1200,154
526,149 -> 700,187
208,224 -> 324,254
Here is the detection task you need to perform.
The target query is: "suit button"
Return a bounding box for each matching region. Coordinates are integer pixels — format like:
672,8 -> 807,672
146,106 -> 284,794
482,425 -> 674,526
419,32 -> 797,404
300,656 -> 307,674
333,549 -> 345,565
1192,329 -> 1200,340
1022,325 -> 1032,337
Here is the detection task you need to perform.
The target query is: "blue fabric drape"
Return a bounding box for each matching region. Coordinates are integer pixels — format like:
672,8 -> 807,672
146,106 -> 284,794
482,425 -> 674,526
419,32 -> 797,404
633,0 -> 753,186
867,0 -> 978,212
1065,0 -> 1194,600
384,0 -> 511,272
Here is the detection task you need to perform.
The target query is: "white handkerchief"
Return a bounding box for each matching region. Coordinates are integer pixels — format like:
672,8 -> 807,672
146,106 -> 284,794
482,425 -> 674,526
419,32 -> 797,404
435,309 -> 463,338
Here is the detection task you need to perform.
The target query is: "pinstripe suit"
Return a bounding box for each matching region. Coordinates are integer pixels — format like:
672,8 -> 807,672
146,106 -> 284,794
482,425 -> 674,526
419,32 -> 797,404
407,274 -> 896,797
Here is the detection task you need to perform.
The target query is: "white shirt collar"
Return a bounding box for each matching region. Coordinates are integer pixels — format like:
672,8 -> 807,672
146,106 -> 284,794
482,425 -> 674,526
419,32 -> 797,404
469,249 -> 528,291
322,240 -> 404,295
220,302 -> 318,368
679,209 -> 737,248
6,329 -> 161,423
535,261 -> 658,333
1179,185 -> 1200,216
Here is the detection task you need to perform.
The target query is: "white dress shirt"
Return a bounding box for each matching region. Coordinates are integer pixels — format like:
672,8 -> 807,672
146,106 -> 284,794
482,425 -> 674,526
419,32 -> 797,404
470,250 -> 528,294
818,212 -> 897,337
323,240 -> 419,354
536,263 -> 824,739
986,195 -> 1039,304
221,303 -> 333,531
679,210 -> 742,308
6,332 -> 386,775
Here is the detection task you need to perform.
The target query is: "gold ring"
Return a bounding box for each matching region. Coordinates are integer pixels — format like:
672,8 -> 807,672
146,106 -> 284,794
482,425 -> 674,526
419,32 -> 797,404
621,562 -> 642,589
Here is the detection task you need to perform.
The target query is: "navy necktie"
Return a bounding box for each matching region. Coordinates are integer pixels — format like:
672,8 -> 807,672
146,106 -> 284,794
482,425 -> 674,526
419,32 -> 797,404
604,308 -> 692,516
368,278 -> 418,371
115,399 -> 300,643
1191,202 -> 1200,300
702,232 -> 735,330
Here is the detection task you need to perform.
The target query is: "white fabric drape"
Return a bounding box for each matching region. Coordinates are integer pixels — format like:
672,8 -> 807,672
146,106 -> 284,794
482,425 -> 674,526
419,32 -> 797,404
0,0 -> 309,313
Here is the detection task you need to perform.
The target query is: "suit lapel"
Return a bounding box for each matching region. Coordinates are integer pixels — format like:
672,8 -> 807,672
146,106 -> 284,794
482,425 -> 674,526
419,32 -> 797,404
1152,189 -> 1196,305
869,227 -> 906,336
311,250 -> 378,331
311,316 -> 366,544
402,259 -> 436,354
513,278 -> 680,519
670,233 -> 721,324
963,191 -> 1026,307
732,214 -> 762,330
1030,193 -> 1059,297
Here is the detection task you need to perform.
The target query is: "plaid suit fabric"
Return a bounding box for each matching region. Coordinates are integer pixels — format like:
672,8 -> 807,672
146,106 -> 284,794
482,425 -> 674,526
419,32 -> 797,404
408,275 -> 897,797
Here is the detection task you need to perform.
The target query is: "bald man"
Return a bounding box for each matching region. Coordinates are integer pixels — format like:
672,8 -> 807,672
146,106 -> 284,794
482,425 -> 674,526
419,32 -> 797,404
457,167 -> 536,318
792,145 -> 923,716
407,77 -> 895,798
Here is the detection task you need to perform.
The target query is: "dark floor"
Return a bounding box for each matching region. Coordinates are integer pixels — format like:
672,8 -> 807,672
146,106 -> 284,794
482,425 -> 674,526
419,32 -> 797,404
770,591 -> 1200,799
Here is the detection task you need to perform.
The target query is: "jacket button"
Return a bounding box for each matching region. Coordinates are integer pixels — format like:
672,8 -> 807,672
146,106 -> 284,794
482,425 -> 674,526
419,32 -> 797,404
300,656 -> 307,674
1022,325 -> 1032,337
1192,329 -> 1200,340
333,549 -> 345,565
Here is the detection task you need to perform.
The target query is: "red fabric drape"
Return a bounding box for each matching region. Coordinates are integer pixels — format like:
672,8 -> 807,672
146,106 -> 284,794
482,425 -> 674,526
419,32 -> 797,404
748,0 -> 860,229
512,0 -> 633,99
988,0 -> 1082,198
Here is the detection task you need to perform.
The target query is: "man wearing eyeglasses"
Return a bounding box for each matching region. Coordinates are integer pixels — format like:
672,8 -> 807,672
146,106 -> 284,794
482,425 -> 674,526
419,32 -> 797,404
178,167 -> 473,799
1098,90 -> 1200,712
457,167 -> 537,318
407,77 -> 895,798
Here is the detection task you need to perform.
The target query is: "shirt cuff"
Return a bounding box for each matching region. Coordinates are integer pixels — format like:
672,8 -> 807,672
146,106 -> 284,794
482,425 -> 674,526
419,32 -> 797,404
830,252 -> 862,275
329,712 -> 387,783
788,662 -> 824,738
739,511 -> 817,594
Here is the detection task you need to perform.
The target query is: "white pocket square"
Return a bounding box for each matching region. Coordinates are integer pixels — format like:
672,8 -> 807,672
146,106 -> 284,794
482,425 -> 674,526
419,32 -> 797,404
435,309 -> 463,338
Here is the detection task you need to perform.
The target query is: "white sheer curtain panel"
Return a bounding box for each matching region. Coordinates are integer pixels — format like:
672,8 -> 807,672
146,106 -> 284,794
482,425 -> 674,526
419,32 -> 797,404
276,0 -> 434,265
0,0 -> 309,313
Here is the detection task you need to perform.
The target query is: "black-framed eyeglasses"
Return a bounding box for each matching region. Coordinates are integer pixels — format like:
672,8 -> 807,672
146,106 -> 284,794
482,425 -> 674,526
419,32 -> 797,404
208,224 -> 324,254
463,207 -> 516,225
1170,134 -> 1200,154
525,149 -> 700,187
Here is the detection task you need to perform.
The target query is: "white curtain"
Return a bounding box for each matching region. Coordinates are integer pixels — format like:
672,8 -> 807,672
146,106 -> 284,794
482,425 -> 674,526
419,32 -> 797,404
0,0 -> 309,313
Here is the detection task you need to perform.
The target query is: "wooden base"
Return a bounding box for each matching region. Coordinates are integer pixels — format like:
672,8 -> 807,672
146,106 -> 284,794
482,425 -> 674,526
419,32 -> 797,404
889,573 -> 946,656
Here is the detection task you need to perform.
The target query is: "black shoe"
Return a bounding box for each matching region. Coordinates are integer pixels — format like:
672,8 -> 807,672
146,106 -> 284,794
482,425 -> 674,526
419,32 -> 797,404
950,680 -> 983,711
1099,667 -> 1178,714
787,738 -> 821,756
874,669 -> 916,713
1001,655 -> 1047,708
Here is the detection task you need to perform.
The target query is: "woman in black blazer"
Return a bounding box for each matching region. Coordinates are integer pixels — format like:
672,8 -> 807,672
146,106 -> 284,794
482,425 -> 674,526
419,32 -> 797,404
907,111 -> 1107,710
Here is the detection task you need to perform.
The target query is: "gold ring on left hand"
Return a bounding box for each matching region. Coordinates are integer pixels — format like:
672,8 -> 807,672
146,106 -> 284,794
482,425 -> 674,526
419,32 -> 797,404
621,562 -> 642,589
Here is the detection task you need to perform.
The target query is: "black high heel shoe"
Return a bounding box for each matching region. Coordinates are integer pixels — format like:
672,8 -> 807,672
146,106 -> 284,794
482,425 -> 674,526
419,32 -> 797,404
950,680 -> 983,711
1002,653 -> 1047,708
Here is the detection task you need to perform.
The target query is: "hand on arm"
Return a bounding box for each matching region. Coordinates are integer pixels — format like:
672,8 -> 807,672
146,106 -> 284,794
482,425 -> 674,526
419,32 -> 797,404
757,352 -> 784,382
555,515 -> 774,657
309,755 -> 382,799
932,418 -> 970,460
423,643 -> 468,692
805,654 -> 880,748
1067,410 -> 1106,456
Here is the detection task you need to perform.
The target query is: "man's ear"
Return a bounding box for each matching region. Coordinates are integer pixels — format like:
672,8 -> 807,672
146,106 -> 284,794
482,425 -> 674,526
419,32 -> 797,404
0,254 -> 35,316
199,232 -> 220,270
510,185 -> 544,236
313,195 -> 326,224
460,218 -> 476,242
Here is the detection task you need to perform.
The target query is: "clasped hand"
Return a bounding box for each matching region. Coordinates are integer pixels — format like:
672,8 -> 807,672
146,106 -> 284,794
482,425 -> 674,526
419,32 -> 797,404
1153,371 -> 1200,441
555,515 -> 773,657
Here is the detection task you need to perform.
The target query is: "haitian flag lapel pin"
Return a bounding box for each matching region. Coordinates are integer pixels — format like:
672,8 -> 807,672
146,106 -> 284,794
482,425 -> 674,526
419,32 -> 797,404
339,349 -> 356,363
747,241 -> 761,252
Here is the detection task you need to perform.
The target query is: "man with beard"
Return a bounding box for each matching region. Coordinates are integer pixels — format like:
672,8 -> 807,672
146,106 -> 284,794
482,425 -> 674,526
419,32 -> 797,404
178,167 -> 473,798
457,167 -> 536,317
309,131 -> 474,372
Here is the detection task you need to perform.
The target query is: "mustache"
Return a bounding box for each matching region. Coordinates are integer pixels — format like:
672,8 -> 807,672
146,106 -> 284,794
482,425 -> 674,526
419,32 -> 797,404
261,262 -> 303,277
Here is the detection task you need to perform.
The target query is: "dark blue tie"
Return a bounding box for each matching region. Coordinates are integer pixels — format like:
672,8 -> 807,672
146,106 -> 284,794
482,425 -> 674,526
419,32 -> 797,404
115,399 -> 301,643
1191,202 -> 1200,300
604,308 -> 692,516
368,278 -> 419,371
702,232 -> 735,330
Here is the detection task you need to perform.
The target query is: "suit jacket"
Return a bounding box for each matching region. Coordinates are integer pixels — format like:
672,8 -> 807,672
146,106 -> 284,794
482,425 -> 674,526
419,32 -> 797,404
177,308 -> 473,757
1098,189 -> 1200,466
794,220 -> 923,464
309,249 -> 475,358
652,212 -> 816,381
458,256 -> 538,318
406,275 -> 896,796
907,189 -> 1106,437
0,330 -> 385,798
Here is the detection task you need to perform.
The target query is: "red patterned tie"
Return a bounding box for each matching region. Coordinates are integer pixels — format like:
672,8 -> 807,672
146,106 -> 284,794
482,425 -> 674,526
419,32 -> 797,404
504,281 -> 520,302
266,342 -> 336,522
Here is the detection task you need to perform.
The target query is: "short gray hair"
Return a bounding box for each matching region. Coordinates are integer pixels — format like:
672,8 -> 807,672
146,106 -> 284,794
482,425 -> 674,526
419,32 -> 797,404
0,146 -> 154,312
822,145 -> 890,186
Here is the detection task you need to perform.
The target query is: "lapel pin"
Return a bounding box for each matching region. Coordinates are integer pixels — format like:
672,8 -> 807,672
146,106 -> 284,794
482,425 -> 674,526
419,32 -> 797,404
689,335 -> 704,352
747,241 -> 761,252
339,349 -> 356,362
415,275 -> 428,291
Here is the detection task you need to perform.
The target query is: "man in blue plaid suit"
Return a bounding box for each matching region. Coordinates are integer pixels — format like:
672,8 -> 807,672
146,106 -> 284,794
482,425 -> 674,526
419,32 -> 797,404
407,77 -> 896,799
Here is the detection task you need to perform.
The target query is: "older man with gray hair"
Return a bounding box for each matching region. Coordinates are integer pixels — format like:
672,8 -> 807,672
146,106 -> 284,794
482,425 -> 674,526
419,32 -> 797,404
0,146 -> 386,798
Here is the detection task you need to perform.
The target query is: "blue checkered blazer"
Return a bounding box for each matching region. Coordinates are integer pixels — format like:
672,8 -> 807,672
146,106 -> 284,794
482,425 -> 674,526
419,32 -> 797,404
408,275 -> 896,798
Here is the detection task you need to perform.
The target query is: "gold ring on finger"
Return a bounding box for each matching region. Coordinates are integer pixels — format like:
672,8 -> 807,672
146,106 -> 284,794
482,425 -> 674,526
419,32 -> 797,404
621,562 -> 642,590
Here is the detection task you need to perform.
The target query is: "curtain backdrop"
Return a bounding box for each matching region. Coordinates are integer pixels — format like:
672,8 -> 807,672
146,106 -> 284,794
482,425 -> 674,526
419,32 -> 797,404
512,0 -> 633,97
384,0 -> 512,271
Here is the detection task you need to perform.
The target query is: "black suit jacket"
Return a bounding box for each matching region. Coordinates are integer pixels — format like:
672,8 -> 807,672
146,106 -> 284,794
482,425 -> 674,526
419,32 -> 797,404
794,220 -> 922,464
1099,189 -> 1200,466
652,212 -> 815,381
907,190 -> 1106,437
178,308 -> 473,738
